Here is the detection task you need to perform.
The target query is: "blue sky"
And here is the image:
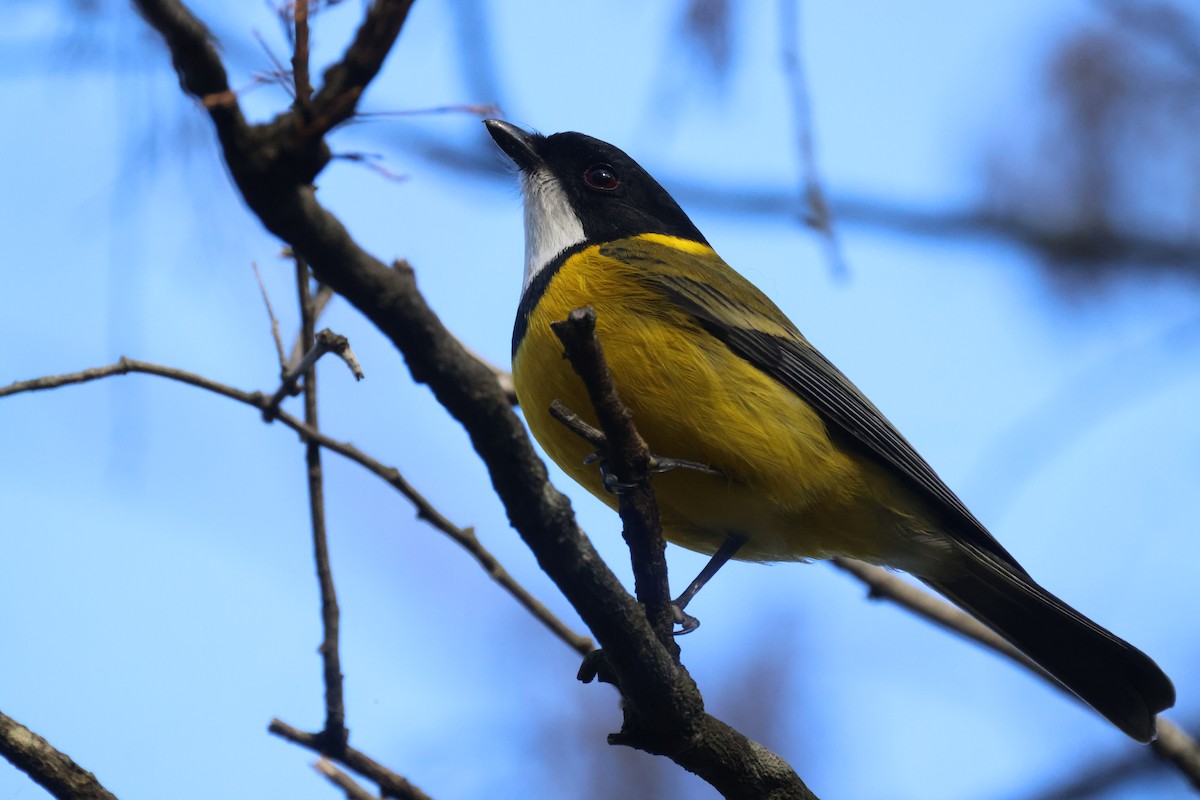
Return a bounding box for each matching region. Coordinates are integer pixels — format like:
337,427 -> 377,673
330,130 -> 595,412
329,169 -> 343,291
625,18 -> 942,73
2,1 -> 1197,798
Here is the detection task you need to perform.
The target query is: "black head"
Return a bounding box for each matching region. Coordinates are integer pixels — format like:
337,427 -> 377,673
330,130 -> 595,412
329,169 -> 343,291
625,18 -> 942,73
485,120 -> 707,250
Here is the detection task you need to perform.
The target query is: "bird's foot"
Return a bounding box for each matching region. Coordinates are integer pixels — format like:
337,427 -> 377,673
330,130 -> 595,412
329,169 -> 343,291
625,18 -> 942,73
672,603 -> 701,635
585,452 -> 722,494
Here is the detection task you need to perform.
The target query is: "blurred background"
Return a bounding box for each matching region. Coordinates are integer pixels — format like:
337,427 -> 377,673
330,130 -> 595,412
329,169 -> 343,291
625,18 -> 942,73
2,0 -> 1198,797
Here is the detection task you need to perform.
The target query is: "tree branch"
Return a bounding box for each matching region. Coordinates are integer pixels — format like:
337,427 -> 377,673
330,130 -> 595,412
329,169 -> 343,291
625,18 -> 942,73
291,0 -> 313,113
549,307 -> 814,798
271,719 -> 431,800
401,131 -> 1200,276
0,357 -> 591,655
1154,719 -> 1200,792
551,307 -> 677,650
314,758 -> 378,800
265,327 -> 364,420
293,257 -> 349,749
0,709 -> 117,800
832,557 -> 1200,788
779,0 -> 846,279
134,2 -> 811,794
306,0 -> 415,136
829,557 -> 1049,680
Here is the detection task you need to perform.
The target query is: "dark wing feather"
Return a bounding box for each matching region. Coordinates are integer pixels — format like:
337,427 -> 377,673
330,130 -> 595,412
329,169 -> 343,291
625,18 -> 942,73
600,239 -> 1021,568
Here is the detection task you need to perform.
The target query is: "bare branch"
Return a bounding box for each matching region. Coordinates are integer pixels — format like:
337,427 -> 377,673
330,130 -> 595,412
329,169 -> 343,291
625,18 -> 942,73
252,260 -> 288,371
292,0 -> 314,112
1,358 -> 257,404
829,557 -> 1049,680
306,0 -> 416,135
0,709 -> 117,800
266,328 -> 365,420
354,102 -> 503,119
252,29 -> 296,97
550,307 -> 676,649
779,0 -> 846,279
134,4 -> 813,794
271,719 -> 431,800
294,257 -> 348,749
832,556 -> 1200,786
1154,718 -> 1200,792
401,131 -> 1200,276
0,358 -> 592,655
548,399 -> 607,451
550,308 -> 815,798
286,282 -> 335,367
314,759 -> 378,800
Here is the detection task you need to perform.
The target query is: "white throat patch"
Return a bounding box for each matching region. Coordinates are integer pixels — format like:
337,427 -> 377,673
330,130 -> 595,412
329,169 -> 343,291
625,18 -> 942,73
520,169 -> 586,291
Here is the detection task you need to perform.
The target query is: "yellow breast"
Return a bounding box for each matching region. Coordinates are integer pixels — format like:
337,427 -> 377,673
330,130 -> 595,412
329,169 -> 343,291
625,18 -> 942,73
513,236 -> 934,565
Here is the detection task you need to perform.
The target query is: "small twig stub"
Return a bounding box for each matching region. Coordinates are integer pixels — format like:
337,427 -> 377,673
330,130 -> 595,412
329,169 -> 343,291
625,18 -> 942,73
549,306 -> 677,651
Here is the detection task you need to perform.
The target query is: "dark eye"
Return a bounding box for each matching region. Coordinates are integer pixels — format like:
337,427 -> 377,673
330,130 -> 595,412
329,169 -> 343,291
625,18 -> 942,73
583,163 -> 619,191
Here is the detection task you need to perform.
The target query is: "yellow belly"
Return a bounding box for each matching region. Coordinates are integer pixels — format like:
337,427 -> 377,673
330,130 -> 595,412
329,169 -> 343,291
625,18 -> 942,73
514,240 -> 942,566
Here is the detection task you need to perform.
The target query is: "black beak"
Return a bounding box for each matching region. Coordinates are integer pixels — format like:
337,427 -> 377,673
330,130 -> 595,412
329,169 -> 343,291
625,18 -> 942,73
484,119 -> 541,172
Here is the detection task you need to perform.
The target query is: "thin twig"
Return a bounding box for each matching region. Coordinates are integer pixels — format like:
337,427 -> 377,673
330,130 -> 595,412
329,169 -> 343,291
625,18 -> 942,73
0,709 -> 118,800
292,0 -> 314,112
779,0 -> 846,279
0,358 -> 592,655
286,283 -> 335,367
829,557 -> 1048,680
353,102 -> 503,119
832,556 -> 1200,784
271,719 -> 432,800
265,328 -> 364,420
296,257 -> 348,749
252,28 -> 296,97
314,758 -> 378,800
379,129 -> 1200,272
550,307 -> 677,654
1154,719 -> 1200,792
548,399 -> 606,450
305,0 -> 417,136
133,3 -> 813,793
332,151 -> 411,182
252,260 -> 288,371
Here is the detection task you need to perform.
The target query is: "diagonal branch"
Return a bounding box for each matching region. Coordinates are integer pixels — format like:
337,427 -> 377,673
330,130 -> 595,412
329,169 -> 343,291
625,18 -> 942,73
551,307 -> 677,650
133,2 -> 815,795
291,0 -> 314,112
778,0 -> 846,279
830,557 -> 1047,679
265,327 -> 364,420
270,719 -> 431,800
0,709 -> 117,800
306,0 -> 416,135
314,758 -> 377,800
294,257 -> 348,749
549,307 -> 814,798
1155,719 -> 1200,792
832,557 -> 1200,788
0,358 -> 591,656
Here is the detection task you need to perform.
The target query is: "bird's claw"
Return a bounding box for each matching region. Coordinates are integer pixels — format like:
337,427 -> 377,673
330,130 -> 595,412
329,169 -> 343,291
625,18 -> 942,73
650,456 -> 722,478
585,451 -> 722,494
672,603 -> 700,635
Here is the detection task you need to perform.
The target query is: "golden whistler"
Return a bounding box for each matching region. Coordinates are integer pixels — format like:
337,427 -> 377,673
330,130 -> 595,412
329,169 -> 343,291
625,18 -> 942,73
485,119 -> 1173,742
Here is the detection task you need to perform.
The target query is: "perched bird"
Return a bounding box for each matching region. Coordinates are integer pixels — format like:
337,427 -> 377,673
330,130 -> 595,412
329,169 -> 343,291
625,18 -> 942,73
484,119 -> 1174,742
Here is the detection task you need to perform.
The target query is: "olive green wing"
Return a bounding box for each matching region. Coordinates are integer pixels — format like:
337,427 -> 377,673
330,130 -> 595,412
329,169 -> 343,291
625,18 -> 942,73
598,238 -> 1021,569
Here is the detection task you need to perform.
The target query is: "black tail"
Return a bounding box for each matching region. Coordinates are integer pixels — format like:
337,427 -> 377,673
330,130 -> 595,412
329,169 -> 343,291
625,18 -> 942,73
923,543 -> 1175,742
